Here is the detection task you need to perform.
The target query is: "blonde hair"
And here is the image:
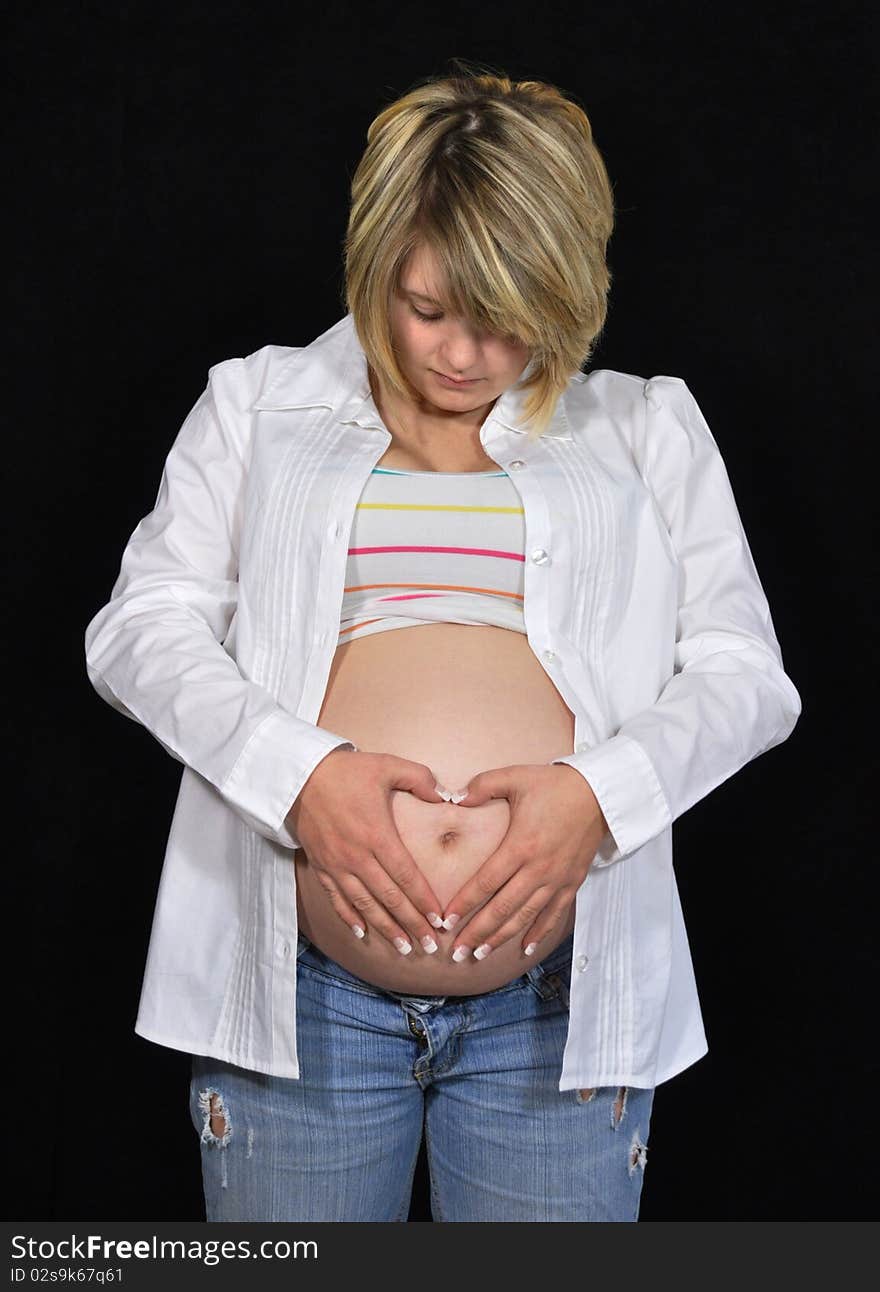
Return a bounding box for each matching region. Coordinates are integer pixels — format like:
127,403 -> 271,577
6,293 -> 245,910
342,59 -> 616,441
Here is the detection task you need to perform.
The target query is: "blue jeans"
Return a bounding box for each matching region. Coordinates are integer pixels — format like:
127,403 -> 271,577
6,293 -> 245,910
189,929 -> 654,1222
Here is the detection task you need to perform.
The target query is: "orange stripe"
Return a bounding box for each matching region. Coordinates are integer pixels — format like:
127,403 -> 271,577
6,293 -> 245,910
338,618 -> 388,636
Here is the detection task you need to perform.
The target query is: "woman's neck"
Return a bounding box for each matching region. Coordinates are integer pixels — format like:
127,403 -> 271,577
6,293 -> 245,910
368,365 -> 497,458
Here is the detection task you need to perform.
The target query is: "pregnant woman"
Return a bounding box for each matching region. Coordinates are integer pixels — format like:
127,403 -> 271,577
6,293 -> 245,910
84,65 -> 802,1223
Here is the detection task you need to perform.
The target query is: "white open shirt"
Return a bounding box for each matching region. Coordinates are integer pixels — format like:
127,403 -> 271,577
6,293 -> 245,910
84,312 -> 802,1089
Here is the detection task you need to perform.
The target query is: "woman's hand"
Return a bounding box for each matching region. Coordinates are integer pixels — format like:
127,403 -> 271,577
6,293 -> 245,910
285,747 -> 449,955
437,764 -> 610,961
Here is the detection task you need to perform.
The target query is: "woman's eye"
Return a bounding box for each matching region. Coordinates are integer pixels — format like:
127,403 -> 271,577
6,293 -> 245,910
410,305 -> 443,323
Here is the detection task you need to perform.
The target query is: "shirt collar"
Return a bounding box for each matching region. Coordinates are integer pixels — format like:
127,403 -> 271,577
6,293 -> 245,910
250,312 -> 574,441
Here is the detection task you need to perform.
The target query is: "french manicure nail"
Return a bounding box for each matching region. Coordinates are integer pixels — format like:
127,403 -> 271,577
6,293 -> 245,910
427,912 -> 444,928
473,943 -> 492,960
434,783 -> 453,800
393,937 -> 412,955
452,944 -> 472,962
352,924 -> 365,938
449,790 -> 468,804
524,942 -> 538,956
442,913 -> 460,930
421,935 -> 438,953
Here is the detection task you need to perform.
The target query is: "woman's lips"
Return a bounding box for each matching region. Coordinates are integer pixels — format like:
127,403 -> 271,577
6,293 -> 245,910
433,370 -> 481,387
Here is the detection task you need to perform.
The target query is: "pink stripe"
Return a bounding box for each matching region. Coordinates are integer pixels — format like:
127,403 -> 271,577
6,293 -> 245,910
350,544 -> 524,560
377,592 -> 447,602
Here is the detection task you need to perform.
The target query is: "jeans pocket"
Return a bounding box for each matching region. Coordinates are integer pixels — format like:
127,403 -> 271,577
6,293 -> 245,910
541,964 -> 571,1010
524,955 -> 572,1008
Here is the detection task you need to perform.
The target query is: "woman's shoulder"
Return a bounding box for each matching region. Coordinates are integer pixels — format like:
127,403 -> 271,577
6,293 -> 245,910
208,316 -> 359,415
564,367 -> 683,439
568,367 -> 711,431
206,343 -> 304,408
564,368 -> 718,480
569,366 -> 689,408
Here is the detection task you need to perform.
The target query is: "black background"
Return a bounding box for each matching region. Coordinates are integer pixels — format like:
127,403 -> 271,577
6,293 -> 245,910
7,0 -> 875,1221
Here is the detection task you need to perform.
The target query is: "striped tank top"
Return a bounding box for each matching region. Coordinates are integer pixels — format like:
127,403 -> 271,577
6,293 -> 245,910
338,464 -> 526,643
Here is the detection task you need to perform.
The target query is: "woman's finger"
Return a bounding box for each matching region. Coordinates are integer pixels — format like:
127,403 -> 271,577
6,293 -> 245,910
519,889 -> 577,957
446,878 -> 554,961
311,869 -> 370,941
371,825 -> 447,933
333,864 -> 440,957
357,854 -> 446,955
439,845 -> 524,934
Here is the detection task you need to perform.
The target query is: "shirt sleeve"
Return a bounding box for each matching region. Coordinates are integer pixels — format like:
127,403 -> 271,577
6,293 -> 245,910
550,374 -> 802,866
83,356 -> 356,851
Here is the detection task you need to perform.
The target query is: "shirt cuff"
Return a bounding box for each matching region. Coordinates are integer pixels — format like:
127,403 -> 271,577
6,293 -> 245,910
221,707 -> 358,849
551,732 -> 672,866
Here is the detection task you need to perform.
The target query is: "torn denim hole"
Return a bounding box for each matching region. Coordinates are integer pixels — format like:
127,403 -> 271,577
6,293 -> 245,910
629,1128 -> 649,1176
197,1088 -> 231,1189
575,1087 -> 597,1104
611,1086 -> 628,1129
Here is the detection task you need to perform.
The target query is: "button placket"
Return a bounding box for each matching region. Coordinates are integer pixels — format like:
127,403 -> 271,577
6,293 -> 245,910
503,477 -> 560,707
502,444 -> 575,710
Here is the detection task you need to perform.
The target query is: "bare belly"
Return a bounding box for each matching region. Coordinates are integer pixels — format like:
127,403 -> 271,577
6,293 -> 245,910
294,622 -> 577,994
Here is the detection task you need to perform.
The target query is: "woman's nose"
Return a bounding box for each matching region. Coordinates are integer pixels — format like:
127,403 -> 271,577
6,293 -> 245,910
439,331 -> 484,370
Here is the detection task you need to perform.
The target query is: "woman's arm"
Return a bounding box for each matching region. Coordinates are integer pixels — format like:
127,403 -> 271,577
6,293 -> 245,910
84,356 -> 355,849
551,375 -> 803,866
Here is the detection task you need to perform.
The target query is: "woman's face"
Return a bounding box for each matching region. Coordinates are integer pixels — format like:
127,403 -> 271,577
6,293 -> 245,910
387,243 -> 532,419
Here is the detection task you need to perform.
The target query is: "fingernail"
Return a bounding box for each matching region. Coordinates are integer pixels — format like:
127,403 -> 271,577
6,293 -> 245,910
473,943 -> 492,960
442,913 -> 460,930
427,912 -> 444,928
524,942 -> 538,956
452,944 -> 472,962
393,937 -> 412,955
352,924 -> 365,939
434,783 -> 453,800
449,789 -> 468,804
420,935 -> 438,953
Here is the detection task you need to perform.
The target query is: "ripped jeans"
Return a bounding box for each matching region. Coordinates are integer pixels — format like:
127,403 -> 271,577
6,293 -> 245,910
189,929 -> 654,1222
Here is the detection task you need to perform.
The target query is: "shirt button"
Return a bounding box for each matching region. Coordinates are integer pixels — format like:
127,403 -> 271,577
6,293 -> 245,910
508,459 -> 526,470
542,649 -> 556,664
530,547 -> 550,565
317,630 -> 328,646
576,741 -> 590,753
281,941 -> 291,958
575,954 -> 589,972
